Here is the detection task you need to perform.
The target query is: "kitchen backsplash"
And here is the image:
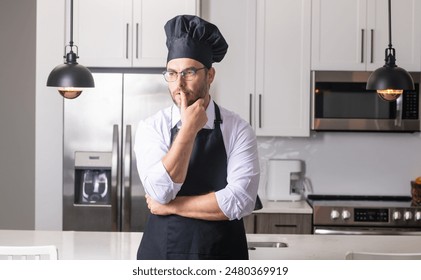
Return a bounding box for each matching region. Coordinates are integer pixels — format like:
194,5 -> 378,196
257,132 -> 421,198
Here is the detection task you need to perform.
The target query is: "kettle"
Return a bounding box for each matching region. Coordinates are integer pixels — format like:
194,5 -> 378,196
266,159 -> 303,201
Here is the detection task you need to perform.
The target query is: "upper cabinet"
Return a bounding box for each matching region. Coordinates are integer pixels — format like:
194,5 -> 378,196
311,0 -> 421,71
205,0 -> 311,137
254,0 -> 311,136
72,0 -> 198,67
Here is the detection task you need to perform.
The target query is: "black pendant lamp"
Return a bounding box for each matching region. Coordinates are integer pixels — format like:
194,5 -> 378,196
366,0 -> 414,102
47,0 -> 94,99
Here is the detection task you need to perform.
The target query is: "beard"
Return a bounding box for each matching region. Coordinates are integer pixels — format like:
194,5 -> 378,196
170,82 -> 208,107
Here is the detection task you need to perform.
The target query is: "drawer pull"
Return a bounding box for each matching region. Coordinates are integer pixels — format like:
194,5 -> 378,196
274,224 -> 297,228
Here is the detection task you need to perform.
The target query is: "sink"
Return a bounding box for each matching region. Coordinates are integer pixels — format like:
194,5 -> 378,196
247,241 -> 288,250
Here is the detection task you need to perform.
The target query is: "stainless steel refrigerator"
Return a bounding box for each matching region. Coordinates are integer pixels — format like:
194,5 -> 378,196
63,72 -> 173,231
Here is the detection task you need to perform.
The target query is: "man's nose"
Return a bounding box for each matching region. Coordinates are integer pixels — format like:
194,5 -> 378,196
176,74 -> 186,87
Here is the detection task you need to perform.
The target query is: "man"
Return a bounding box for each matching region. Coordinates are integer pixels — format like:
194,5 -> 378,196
134,15 -> 260,260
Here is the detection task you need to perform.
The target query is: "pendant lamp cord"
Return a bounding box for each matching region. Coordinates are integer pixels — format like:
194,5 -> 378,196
69,0 -> 74,48
388,0 -> 392,49
384,0 -> 396,66
64,0 -> 78,63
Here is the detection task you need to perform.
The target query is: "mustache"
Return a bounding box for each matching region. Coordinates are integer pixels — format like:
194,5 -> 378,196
171,87 -> 196,106
173,86 -> 192,95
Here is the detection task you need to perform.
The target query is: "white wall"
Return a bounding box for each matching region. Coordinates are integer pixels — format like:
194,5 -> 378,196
35,0 -> 65,230
257,132 -> 421,198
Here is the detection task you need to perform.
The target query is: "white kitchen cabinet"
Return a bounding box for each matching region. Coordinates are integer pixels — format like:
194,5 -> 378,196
254,0 -> 311,136
311,0 -> 421,71
73,0 -> 198,67
204,0 -> 311,137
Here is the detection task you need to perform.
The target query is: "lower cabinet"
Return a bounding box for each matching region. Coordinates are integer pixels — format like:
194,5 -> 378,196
244,213 -> 312,234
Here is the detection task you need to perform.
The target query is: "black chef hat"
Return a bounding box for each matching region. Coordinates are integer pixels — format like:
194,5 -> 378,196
164,15 -> 228,68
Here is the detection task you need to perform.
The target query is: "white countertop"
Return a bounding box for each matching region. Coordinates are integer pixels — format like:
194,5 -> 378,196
247,233 -> 421,259
254,199 -> 313,214
0,230 -> 140,260
2,230 -> 421,260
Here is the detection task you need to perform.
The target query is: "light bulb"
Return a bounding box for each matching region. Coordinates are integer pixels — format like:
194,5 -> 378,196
377,89 -> 403,95
376,89 -> 402,102
58,87 -> 83,99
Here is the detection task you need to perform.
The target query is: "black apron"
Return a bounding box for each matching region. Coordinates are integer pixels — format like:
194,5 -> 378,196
137,102 -> 248,260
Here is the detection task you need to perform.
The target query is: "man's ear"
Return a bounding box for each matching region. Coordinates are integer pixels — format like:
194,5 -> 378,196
208,67 -> 216,84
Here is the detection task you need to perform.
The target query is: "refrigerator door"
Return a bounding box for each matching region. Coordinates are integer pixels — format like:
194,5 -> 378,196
63,73 -> 123,231
123,73 -> 173,231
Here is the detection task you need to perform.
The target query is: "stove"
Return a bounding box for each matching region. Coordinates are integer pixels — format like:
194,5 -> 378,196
307,195 -> 421,235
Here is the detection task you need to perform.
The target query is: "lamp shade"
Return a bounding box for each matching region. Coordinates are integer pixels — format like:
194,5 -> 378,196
366,65 -> 414,91
46,63 -> 95,88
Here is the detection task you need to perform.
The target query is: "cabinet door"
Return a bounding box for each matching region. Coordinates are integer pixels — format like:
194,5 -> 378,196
255,213 -> 312,234
201,0 -> 255,123
367,0 -> 421,71
255,0 -> 311,136
311,0 -> 368,70
132,0 -> 198,67
73,0 -> 133,67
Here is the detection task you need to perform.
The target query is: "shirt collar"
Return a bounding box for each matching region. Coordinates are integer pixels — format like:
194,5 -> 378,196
171,97 -> 215,129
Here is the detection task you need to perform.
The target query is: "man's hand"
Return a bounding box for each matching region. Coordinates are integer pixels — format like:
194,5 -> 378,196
146,194 -> 173,216
179,92 -> 207,136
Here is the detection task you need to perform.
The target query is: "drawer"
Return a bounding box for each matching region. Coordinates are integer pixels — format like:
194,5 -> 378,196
254,213 -> 312,234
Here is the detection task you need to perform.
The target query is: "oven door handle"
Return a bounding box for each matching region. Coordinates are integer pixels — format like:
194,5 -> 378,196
314,227 -> 421,235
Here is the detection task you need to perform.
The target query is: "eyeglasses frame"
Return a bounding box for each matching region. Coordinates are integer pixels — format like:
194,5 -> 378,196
162,67 -> 207,82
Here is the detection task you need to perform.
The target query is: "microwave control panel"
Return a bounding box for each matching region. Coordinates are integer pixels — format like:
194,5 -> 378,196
403,90 -> 419,119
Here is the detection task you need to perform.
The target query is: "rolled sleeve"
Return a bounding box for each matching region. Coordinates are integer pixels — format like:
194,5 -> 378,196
142,161 -> 182,204
215,118 -> 260,220
215,174 -> 259,220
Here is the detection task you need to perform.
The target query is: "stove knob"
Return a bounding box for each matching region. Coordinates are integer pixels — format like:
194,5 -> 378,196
415,211 -> 421,221
404,211 -> 413,221
341,210 -> 351,220
392,211 -> 402,221
330,210 -> 340,220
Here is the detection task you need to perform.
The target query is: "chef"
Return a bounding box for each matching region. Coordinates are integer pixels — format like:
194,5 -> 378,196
134,14 -> 260,260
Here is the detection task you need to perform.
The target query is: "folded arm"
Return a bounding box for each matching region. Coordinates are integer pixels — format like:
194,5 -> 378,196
146,192 -> 228,221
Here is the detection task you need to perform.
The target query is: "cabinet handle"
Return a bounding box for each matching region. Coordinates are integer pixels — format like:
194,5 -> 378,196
126,23 -> 129,59
361,29 -> 364,63
249,93 -> 253,125
370,29 -> 374,63
274,224 -> 297,228
258,94 -> 262,128
136,23 -> 139,59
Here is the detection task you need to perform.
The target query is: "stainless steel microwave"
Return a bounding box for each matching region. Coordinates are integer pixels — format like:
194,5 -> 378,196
311,71 -> 421,132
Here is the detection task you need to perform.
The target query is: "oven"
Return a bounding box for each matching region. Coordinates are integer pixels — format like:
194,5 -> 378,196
307,195 -> 421,235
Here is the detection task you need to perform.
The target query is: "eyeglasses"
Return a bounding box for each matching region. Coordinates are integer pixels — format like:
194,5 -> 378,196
162,67 -> 206,82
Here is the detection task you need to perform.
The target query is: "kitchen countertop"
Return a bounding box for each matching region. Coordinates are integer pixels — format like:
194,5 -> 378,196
2,230 -> 421,260
254,199 -> 313,214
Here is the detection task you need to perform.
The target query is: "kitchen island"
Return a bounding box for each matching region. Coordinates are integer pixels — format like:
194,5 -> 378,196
1,230 -> 421,260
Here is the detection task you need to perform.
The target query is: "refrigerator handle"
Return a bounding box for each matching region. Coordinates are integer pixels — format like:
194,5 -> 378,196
111,124 -> 121,231
122,125 -> 132,231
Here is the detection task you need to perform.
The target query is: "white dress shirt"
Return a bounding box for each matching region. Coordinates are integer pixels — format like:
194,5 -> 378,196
134,99 -> 260,220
